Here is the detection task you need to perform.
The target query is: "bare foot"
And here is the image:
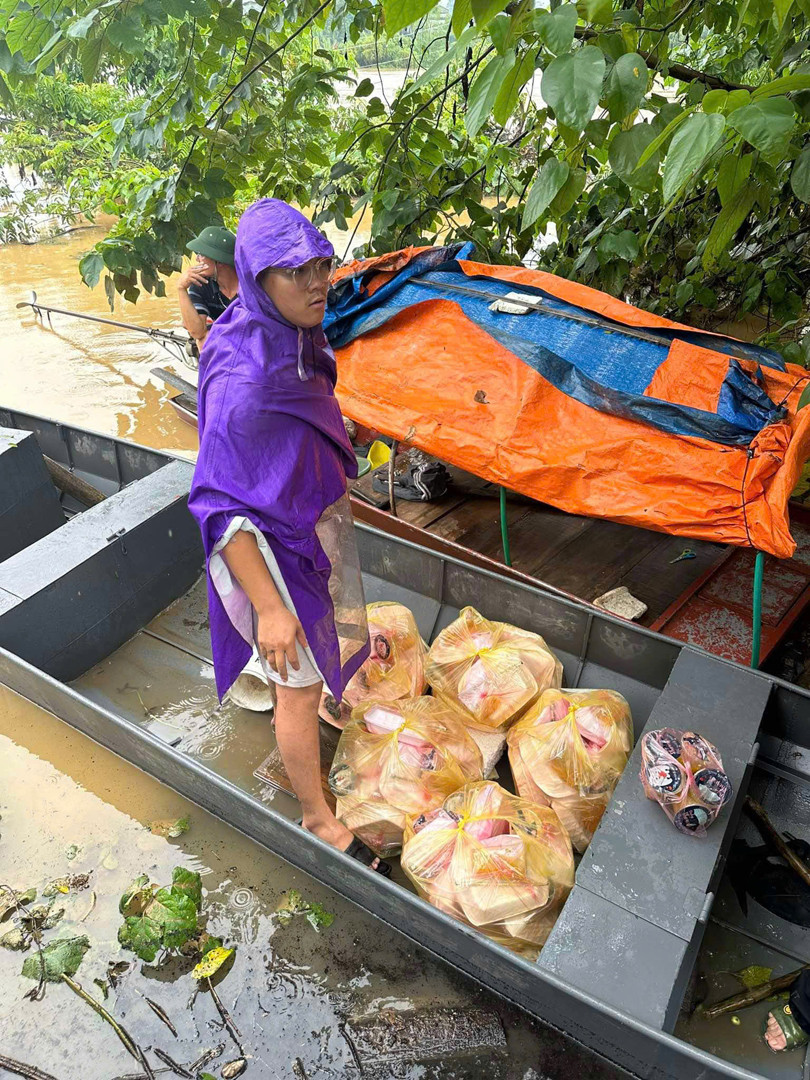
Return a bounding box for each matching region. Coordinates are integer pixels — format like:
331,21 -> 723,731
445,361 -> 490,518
765,1012 -> 788,1051
302,813 -> 381,870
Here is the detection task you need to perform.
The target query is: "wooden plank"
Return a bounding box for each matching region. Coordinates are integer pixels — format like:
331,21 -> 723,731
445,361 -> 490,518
428,497 -> 529,562
538,519 -> 664,602
617,534 -> 728,626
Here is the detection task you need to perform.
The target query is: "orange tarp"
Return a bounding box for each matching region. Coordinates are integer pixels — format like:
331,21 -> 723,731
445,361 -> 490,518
334,259 -> 810,560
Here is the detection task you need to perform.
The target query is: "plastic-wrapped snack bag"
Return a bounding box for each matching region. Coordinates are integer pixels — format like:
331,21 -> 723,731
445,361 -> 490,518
426,607 -> 562,732
640,728 -> 732,837
401,781 -> 574,957
320,602 -> 428,730
507,688 -> 633,852
328,697 -> 483,857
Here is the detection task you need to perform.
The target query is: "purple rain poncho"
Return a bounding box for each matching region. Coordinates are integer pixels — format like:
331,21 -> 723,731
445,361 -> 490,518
188,199 -> 369,701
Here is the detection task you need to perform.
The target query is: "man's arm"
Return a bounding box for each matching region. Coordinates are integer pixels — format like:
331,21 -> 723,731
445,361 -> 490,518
177,265 -> 211,344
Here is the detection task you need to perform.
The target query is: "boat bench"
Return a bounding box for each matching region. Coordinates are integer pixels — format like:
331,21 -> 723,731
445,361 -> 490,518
0,458 -> 203,681
538,647 -> 770,1031
0,427 -> 63,562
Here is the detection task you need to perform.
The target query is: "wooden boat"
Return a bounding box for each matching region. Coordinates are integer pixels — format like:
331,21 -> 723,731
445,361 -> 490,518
1,405 -> 809,1080
151,366 -> 810,668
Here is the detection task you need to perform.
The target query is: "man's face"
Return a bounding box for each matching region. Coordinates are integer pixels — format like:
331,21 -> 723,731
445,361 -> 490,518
194,255 -> 217,280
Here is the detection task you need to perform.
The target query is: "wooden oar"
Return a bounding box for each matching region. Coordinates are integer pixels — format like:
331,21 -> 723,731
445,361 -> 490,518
43,456 -> 105,507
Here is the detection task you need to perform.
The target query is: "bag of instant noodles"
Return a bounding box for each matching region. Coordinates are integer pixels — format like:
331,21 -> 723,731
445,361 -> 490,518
507,689 -> 633,852
426,607 -> 562,732
400,780 -> 574,957
328,697 -> 483,857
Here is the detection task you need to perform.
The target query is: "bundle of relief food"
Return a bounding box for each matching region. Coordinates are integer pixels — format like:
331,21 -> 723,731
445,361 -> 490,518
425,607 -> 562,732
640,728 -> 732,837
328,697 -> 483,857
400,781 -> 574,957
507,689 -> 633,853
320,601 -> 427,730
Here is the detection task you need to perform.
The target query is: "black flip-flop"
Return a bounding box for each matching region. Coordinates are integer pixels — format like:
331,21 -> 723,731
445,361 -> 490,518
296,819 -> 391,877
343,835 -> 392,877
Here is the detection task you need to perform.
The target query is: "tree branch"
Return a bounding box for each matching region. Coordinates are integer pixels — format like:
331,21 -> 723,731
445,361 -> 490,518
574,28 -> 754,91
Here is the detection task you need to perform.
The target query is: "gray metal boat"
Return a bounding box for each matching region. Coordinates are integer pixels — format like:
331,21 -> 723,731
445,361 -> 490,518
1,405 -> 808,1080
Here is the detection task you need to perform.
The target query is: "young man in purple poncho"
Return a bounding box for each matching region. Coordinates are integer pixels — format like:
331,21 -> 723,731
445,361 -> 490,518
189,198 -> 390,876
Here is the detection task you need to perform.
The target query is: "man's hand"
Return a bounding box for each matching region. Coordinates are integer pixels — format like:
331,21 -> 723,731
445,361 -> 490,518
177,261 -> 212,291
256,605 -> 309,682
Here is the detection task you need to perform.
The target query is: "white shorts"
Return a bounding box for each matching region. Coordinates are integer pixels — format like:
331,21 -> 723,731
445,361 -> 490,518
210,517 -> 324,689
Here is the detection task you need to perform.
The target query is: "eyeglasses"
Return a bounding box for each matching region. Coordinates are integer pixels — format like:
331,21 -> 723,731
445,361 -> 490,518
267,257 -> 335,290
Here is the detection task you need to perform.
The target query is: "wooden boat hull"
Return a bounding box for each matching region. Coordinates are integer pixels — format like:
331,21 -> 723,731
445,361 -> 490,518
1,407 -> 807,1080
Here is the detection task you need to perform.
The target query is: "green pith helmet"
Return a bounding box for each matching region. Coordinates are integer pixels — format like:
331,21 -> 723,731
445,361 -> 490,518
186,225 -> 236,266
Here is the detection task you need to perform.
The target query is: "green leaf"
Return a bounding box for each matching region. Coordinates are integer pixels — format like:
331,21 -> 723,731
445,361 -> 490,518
735,964 -> 773,989
471,0 -> 505,26
192,946 -> 234,979
751,74 -> 810,100
702,184 -> 757,270
452,0 -> 473,37
581,0 -> 612,24
0,70 -> 12,107
791,147 -> 810,203
354,77 -> 374,97
702,89 -> 727,114
728,97 -> 795,154
608,123 -> 661,191
550,167 -> 586,215
66,9 -> 99,39
80,34 -> 105,84
466,50 -> 515,136
402,24 -> 478,99
799,385 -> 810,411
21,936 -> 89,982
522,158 -> 569,228
493,49 -> 536,124
716,152 -> 753,207
170,867 -> 202,910
119,875 -> 151,916
0,888 -> 35,921
635,107 -> 694,170
148,817 -> 190,839
79,252 -> 104,289
598,229 -> 639,261
774,0 -> 793,26
603,52 -> 647,121
383,0 -> 441,36
535,4 -> 578,55
542,46 -> 606,131
662,112 -> 725,203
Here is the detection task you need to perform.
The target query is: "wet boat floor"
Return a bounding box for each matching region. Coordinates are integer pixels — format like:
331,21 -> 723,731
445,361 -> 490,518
73,578 -> 810,1078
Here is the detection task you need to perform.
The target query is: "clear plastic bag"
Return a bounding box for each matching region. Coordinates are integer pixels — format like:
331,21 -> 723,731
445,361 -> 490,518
321,601 -> 428,730
507,689 -> 633,852
425,607 -> 562,732
328,697 -> 484,857
400,780 -> 574,957
344,601 -> 427,710
640,728 -> 732,837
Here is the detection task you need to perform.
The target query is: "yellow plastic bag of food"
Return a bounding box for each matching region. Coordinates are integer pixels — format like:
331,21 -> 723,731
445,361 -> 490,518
425,607 -> 562,732
507,688 -> 633,852
401,781 -> 574,957
320,602 -> 428,729
328,697 -> 484,857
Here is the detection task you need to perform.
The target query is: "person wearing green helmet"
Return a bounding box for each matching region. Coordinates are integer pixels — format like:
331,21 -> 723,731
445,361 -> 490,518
177,225 -> 238,349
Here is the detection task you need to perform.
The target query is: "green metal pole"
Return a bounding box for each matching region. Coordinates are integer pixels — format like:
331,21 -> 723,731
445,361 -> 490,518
751,550 -> 765,668
500,486 -> 512,567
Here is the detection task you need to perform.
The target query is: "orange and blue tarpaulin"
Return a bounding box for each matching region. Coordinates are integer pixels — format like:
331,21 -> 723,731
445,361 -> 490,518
325,245 -> 810,560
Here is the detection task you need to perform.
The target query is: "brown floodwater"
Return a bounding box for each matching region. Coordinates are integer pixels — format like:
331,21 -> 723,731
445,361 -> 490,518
0,684 -> 627,1080
1,214 -> 371,457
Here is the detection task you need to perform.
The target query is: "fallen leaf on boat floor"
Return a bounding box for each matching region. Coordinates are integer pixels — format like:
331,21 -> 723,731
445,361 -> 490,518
734,965 -> 773,990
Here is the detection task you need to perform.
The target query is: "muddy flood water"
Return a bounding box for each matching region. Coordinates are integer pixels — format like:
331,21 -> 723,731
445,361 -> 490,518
0,235 -> 630,1076
0,686 -> 622,1079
